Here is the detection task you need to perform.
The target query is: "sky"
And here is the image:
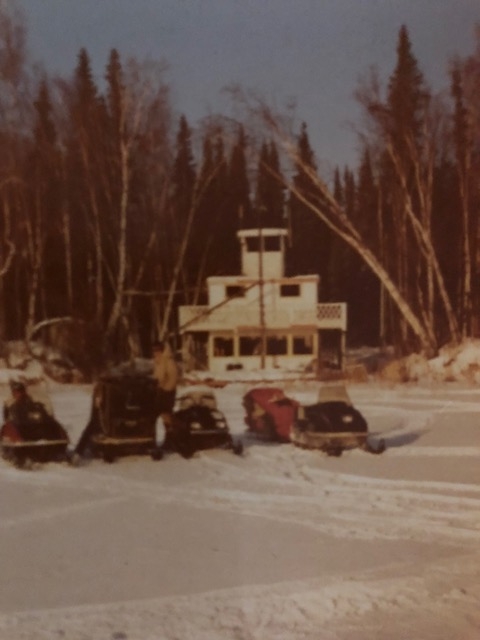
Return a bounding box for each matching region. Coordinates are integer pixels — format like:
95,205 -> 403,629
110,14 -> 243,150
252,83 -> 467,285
15,0 -> 480,172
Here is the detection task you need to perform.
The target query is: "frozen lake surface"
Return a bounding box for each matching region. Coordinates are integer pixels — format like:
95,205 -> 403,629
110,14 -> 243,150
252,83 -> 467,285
0,379 -> 479,640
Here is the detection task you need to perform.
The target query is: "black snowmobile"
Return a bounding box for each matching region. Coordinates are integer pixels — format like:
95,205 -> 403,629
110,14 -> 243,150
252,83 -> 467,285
1,382 -> 70,468
291,384 -> 385,456
77,372 -> 163,463
166,386 -> 243,458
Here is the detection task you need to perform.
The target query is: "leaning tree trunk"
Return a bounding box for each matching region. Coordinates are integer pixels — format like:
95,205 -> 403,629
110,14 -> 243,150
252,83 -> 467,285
387,141 -> 460,346
280,147 -> 438,356
160,163 -> 223,340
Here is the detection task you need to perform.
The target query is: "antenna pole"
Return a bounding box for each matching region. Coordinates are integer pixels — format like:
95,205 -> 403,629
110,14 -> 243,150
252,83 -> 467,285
258,216 -> 266,369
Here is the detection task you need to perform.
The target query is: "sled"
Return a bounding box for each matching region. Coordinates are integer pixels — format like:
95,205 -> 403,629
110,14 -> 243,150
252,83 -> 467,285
82,373 -> 163,463
1,393 -> 70,468
242,387 -> 299,442
167,386 -> 243,458
291,384 -> 386,456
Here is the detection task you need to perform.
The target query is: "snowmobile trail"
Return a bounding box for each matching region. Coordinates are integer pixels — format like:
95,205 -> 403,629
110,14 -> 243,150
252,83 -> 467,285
4,444 -> 478,547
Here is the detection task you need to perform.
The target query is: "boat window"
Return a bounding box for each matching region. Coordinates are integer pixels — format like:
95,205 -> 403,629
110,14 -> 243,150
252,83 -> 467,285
239,336 -> 261,356
280,284 -> 300,297
213,336 -> 234,357
266,335 -> 287,355
226,285 -> 245,298
263,236 -> 280,251
245,235 -> 281,252
293,335 -> 314,354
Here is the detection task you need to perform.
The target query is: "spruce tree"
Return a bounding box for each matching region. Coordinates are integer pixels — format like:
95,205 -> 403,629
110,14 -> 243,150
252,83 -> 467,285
170,115 -> 196,301
254,140 -> 284,228
287,122 -> 331,282
210,134 -> 236,274
228,125 -> 251,230
172,115 -> 196,230
350,149 -> 381,345
451,64 -> 475,335
387,25 -> 429,167
65,47 -> 104,322
30,79 -> 64,319
190,133 -> 214,300
385,25 -> 432,350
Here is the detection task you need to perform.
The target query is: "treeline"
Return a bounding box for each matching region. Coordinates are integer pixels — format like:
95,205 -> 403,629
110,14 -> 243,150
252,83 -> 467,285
0,5 -> 479,368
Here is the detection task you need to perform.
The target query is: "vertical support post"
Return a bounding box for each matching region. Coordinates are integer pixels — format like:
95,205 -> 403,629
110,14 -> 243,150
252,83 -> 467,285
316,330 -> 323,378
258,225 -> 266,369
340,330 -> 346,371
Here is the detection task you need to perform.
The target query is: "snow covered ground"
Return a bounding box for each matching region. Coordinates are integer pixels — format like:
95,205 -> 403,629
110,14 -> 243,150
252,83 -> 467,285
0,375 -> 479,640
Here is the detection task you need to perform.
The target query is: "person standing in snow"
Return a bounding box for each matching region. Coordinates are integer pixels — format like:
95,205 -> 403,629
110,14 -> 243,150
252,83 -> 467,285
152,340 -> 178,433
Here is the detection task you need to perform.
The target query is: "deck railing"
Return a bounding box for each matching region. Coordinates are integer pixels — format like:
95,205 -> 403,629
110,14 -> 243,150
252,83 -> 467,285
179,302 -> 346,332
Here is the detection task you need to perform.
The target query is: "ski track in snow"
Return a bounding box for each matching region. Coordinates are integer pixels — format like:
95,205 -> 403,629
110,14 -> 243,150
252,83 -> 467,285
1,382 -> 480,639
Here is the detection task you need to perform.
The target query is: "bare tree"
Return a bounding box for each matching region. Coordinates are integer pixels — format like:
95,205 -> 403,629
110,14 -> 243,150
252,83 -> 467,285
103,54 -> 171,357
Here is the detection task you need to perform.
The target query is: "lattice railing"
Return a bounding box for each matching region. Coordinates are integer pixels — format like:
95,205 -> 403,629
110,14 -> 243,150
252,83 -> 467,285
316,303 -> 347,330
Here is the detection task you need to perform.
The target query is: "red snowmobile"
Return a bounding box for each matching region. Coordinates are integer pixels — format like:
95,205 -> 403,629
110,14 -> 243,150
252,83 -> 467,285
242,387 -> 299,442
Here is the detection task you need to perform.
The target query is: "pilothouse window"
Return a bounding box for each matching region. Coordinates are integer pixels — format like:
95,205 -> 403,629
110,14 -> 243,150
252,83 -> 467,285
226,285 -> 244,298
280,284 -> 300,297
263,236 -> 280,251
245,236 -> 281,252
213,336 -> 233,357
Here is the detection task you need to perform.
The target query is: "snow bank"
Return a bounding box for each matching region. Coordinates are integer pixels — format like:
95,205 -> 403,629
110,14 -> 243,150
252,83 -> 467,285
403,339 -> 480,384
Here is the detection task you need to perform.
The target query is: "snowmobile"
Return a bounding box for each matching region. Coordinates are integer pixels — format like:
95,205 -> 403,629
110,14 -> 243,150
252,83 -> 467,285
242,387 -> 299,442
0,381 -> 70,468
167,386 -> 243,458
291,384 -> 385,456
81,372 -> 164,463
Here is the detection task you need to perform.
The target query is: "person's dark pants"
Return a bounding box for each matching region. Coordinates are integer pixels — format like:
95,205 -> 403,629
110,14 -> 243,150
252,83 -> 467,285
155,389 -> 176,419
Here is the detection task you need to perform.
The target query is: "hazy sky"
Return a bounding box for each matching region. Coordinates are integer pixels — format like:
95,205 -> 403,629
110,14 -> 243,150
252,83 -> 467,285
16,0 -> 480,172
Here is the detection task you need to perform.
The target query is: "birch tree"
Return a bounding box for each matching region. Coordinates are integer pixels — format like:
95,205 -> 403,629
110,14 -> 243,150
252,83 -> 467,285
103,51 -> 171,358
0,2 -> 29,337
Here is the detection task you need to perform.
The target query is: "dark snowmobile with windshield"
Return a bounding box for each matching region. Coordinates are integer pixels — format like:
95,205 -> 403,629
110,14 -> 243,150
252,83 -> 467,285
0,381 -> 70,468
78,371 -> 163,463
167,386 -> 243,458
291,384 -> 385,456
